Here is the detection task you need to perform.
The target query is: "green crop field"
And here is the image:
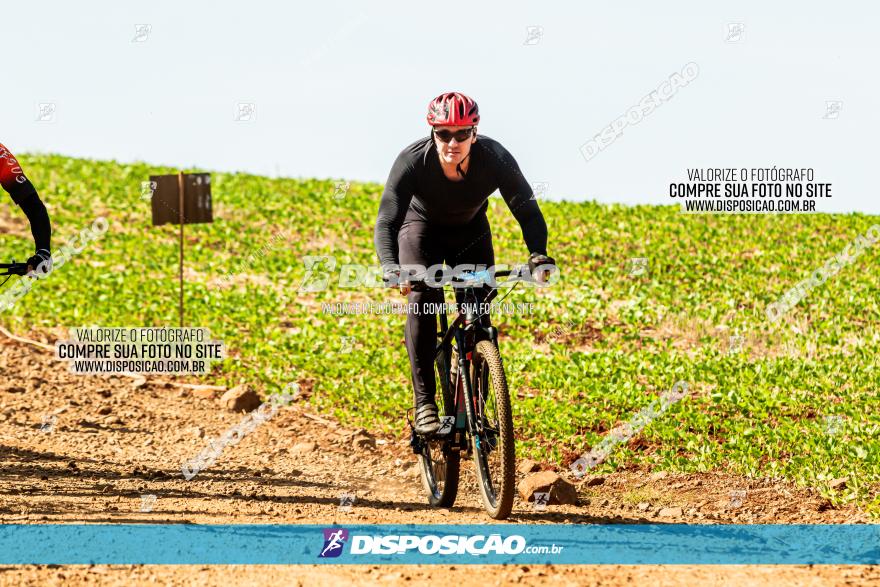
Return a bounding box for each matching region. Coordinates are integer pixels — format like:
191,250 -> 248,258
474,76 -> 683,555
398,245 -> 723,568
3,153 -> 878,516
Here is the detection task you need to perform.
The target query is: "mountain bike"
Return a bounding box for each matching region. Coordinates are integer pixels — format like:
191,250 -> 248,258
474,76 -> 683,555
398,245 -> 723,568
407,267 -> 526,519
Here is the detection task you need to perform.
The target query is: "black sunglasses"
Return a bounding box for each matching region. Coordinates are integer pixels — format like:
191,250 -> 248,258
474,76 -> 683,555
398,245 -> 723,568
433,128 -> 475,143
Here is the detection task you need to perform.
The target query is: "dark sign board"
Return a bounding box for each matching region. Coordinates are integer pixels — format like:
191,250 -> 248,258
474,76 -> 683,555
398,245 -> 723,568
150,173 -> 213,226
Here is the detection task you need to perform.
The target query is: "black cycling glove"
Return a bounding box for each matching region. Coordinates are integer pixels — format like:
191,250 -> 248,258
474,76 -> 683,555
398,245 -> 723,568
528,252 -> 557,283
26,249 -> 52,276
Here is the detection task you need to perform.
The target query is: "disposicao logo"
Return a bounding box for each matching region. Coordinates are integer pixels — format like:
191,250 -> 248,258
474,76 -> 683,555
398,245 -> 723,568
319,528 -> 349,558
344,533 -> 527,555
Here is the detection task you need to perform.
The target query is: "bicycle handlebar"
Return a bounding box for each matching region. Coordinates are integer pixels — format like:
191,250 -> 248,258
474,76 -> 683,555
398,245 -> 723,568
405,268 -> 526,292
0,262 -> 30,276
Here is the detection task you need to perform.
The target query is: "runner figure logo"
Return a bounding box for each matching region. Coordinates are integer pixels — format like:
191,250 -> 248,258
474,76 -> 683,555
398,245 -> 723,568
140,494 -> 157,513
729,490 -> 746,508
530,181 -> 550,200
140,181 -> 157,201
533,491 -> 550,511
436,416 -> 455,436
430,102 -> 449,124
333,181 -> 350,200
524,25 -> 544,45
338,493 -> 356,513
339,336 -> 356,354
319,528 -> 349,558
627,257 -> 649,276
39,414 -> 57,433
728,333 -> 744,355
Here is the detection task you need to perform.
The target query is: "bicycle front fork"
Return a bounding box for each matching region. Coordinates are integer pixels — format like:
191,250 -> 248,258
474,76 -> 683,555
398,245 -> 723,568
454,330 -> 481,442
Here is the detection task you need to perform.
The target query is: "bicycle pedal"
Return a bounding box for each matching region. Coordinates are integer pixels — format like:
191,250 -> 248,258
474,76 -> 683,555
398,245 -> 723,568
409,428 -> 424,454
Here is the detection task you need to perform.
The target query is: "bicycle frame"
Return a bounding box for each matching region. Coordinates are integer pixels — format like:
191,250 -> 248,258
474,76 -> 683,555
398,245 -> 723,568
433,272 -> 510,449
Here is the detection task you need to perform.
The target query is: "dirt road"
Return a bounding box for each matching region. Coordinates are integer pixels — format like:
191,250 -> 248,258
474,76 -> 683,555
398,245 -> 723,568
0,332 -> 876,585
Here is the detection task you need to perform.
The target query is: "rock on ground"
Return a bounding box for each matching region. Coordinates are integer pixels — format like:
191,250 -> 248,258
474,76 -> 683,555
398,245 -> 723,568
220,385 -> 262,412
518,471 -> 579,505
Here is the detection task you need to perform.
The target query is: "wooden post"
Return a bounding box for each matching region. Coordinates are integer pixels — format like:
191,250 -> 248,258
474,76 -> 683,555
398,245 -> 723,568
149,172 -> 211,325
178,171 -> 185,327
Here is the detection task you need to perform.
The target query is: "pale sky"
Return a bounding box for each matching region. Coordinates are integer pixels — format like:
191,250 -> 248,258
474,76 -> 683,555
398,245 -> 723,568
3,1 -> 877,213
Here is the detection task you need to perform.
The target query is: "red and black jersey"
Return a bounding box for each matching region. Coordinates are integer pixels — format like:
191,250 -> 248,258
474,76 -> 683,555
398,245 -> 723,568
0,142 -> 51,253
0,142 -> 30,197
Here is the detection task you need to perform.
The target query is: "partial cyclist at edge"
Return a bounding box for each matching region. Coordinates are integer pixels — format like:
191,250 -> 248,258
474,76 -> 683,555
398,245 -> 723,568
0,142 -> 52,273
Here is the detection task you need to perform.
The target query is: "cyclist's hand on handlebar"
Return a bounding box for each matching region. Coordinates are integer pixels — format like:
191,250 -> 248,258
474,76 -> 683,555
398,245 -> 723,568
382,268 -> 411,296
26,249 -> 52,276
528,252 -> 557,284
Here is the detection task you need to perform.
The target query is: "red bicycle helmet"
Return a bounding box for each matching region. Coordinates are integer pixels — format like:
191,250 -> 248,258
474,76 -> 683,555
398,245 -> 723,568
426,92 -> 480,126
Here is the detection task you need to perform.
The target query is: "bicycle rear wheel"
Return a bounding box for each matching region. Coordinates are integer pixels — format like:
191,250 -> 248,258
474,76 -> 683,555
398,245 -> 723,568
470,340 -> 515,519
417,346 -> 460,507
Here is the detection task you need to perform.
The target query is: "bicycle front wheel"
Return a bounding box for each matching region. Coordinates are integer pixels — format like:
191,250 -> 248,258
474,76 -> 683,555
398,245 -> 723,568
470,339 -> 515,519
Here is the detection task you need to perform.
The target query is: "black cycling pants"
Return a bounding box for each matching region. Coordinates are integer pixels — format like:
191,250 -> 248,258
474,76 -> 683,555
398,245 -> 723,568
397,214 -> 495,407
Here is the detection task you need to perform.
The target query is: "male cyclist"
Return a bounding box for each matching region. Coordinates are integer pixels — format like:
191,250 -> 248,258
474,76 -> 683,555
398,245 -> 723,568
373,92 -> 555,435
0,142 -> 52,273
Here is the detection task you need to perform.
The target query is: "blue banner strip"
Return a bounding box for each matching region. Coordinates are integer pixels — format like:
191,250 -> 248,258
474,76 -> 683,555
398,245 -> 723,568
0,524 -> 877,565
